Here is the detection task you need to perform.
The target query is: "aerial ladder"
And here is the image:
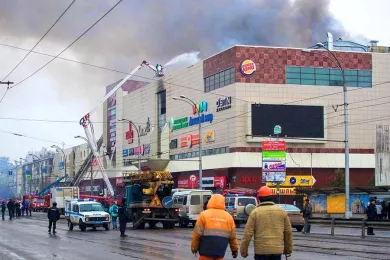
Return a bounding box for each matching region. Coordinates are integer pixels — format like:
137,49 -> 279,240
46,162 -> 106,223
79,61 -> 164,198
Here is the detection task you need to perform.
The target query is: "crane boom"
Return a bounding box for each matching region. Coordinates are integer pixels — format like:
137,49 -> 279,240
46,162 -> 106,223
79,60 -> 164,198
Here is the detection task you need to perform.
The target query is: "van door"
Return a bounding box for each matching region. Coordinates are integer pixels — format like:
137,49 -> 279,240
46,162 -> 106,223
188,193 -> 201,221
236,197 -> 257,220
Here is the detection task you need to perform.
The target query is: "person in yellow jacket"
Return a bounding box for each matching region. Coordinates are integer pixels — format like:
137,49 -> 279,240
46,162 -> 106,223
241,186 -> 293,260
191,194 -> 239,260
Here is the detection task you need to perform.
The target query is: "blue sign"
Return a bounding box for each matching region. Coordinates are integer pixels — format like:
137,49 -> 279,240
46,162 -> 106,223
25,169 -> 31,175
162,196 -> 173,209
188,113 -> 214,126
289,177 -> 296,185
8,170 -> 12,176
123,149 -> 129,157
41,168 -> 47,174
58,161 -> 64,170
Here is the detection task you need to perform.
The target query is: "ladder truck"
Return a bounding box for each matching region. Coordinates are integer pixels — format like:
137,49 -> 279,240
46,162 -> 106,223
78,61 -> 164,198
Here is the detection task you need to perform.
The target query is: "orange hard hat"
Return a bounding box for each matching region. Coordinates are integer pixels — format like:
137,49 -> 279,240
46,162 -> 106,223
257,186 -> 272,197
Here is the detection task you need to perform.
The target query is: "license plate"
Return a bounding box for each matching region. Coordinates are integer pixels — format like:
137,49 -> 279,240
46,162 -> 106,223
142,211 -> 150,214
93,221 -> 103,224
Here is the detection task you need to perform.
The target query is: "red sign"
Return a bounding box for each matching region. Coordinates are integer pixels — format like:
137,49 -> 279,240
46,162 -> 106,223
178,175 -> 199,188
116,178 -> 123,187
241,176 -> 262,184
262,141 -> 286,151
214,176 -> 226,187
180,134 -> 200,148
125,122 -> 134,144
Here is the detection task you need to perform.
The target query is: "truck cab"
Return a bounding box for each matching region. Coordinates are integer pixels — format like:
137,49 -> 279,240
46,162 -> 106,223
65,199 -> 110,232
172,189 -> 213,228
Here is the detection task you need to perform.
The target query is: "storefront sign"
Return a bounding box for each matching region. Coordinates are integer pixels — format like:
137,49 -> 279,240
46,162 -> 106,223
178,176 -> 226,188
139,117 -> 151,136
178,175 -> 199,188
170,139 -> 178,149
180,134 -> 200,148
262,141 -> 286,151
193,101 -> 208,115
262,141 -> 286,183
203,131 -> 215,143
240,59 -> 256,76
270,187 -> 296,196
125,121 -> 134,144
188,114 -> 213,126
123,144 -> 151,157
241,176 -> 262,184
123,149 -> 129,157
216,97 -> 232,112
266,175 -> 316,187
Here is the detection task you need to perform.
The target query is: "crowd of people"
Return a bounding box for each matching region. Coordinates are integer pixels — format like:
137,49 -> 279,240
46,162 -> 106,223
1,199 -> 32,220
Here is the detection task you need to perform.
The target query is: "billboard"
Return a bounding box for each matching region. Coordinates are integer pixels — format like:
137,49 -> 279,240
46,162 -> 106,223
251,104 -> 324,138
262,141 -> 286,183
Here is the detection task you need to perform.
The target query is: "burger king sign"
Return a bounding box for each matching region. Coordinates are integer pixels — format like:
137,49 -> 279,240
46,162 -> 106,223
240,59 -> 256,76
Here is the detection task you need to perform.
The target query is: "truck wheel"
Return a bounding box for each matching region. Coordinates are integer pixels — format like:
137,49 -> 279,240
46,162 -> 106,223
92,226 -> 97,231
148,221 -> 157,229
103,224 -> 110,231
68,221 -> 74,231
79,220 -> 86,232
179,219 -> 188,228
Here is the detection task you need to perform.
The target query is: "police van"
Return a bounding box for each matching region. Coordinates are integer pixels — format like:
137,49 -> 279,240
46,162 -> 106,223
65,199 -> 111,231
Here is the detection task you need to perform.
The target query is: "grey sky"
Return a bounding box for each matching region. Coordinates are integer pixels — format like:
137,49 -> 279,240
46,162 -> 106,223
0,0 -> 388,161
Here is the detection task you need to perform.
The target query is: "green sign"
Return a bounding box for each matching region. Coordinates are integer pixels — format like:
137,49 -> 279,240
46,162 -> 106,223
262,150 -> 286,161
170,117 -> 188,131
26,175 -> 32,180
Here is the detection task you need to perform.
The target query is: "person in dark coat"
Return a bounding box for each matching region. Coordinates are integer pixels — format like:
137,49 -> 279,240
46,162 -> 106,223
7,199 -> 14,220
47,202 -> 60,234
1,201 -> 6,220
366,198 -> 377,235
203,197 -> 210,211
15,201 -> 21,217
117,198 -> 128,237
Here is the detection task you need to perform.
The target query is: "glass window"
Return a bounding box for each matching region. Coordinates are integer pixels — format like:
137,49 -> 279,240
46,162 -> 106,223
301,67 -> 315,74
329,80 -> 343,86
210,75 -> 215,81
301,79 -> 315,85
358,76 -> 372,82
228,198 -> 235,207
301,73 -> 315,80
358,82 -> 372,88
80,203 -> 105,212
316,74 -> 329,80
358,70 -> 372,76
316,80 -> 330,86
345,75 -> 358,82
345,70 -> 357,76
286,67 -> 300,73
190,195 -> 200,205
203,195 -> 210,205
277,204 -> 301,212
286,72 -> 300,79
330,74 -> 343,81
286,79 -> 300,84
238,198 -> 257,206
315,68 -> 329,74
230,78 -> 235,84
330,69 -> 342,76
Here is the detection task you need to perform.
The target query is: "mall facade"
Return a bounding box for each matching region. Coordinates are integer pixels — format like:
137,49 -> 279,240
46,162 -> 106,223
102,40 -> 390,194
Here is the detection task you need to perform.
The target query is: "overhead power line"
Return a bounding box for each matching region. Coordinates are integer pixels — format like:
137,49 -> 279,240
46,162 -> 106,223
9,0 -> 123,90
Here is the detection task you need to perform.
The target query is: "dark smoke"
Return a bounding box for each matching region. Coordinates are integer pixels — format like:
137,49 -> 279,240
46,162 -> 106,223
0,0 -> 347,101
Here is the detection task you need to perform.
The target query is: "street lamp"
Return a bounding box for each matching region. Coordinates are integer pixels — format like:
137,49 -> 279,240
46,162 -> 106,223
315,42 -> 351,219
29,154 -> 43,192
20,158 -> 30,195
51,145 -> 67,178
173,95 -> 203,190
118,119 -> 141,172
75,135 -> 94,195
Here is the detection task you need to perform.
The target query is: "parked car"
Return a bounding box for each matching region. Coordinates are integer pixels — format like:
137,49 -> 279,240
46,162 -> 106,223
277,204 -> 305,232
225,194 -> 258,228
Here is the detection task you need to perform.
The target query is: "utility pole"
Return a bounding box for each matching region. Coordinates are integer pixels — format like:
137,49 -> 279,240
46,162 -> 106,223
91,155 -> 93,196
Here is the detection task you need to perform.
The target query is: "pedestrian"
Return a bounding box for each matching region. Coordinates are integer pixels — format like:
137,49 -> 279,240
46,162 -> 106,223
21,199 -> 25,216
366,198 -> 377,235
191,194 -> 239,260
203,197 -> 210,211
376,201 -> 382,220
109,201 -> 119,229
302,198 -> 312,234
1,201 -> 6,220
47,202 -> 60,234
28,201 -> 32,217
240,186 -> 293,260
117,198 -> 128,237
15,200 -> 21,217
7,199 -> 14,220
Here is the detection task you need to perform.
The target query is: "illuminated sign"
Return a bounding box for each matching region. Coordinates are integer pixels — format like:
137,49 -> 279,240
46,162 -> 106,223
139,117 -> 151,137
125,121 -> 134,144
169,114 -> 214,131
270,187 -> 296,196
180,134 -> 200,148
266,175 -> 316,187
203,131 -> 215,143
216,97 -> 232,112
123,144 -> 151,157
240,59 -> 256,76
193,101 -> 208,115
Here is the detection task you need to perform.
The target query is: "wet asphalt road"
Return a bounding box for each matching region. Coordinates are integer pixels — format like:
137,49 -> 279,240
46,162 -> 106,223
0,213 -> 390,260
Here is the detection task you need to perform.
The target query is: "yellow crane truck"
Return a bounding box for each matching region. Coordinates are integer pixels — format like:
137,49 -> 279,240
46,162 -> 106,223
123,171 -> 179,229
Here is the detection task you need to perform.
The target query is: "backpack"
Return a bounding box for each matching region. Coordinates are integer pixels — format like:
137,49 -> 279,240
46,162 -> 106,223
112,205 -> 118,214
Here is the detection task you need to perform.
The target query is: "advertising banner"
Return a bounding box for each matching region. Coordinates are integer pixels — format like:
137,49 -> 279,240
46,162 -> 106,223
262,172 -> 286,183
262,161 -> 286,171
327,194 -> 346,213
262,141 -> 286,183
262,141 -> 286,151
262,151 -> 286,161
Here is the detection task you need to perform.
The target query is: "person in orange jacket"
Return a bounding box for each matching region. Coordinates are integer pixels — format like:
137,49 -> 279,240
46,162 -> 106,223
191,194 -> 239,260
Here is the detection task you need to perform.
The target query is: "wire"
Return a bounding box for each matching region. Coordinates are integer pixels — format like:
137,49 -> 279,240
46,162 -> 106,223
0,88 -> 9,104
1,1 -> 76,82
0,129 -> 73,146
9,0 -> 123,90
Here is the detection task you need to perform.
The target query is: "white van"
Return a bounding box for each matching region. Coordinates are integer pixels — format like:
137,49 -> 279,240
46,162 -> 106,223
225,194 -> 258,228
172,189 -> 213,228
